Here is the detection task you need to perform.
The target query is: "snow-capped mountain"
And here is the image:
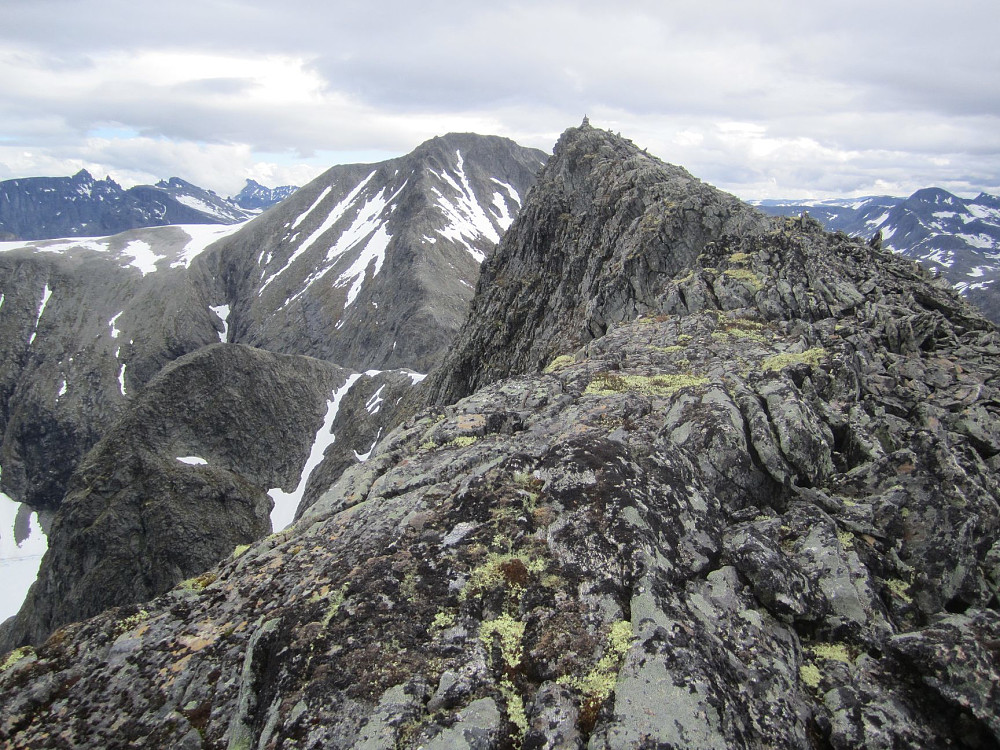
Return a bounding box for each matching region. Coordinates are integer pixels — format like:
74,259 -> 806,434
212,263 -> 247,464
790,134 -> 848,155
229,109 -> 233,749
755,188 -> 1000,321
233,179 -> 299,210
0,171 -> 261,241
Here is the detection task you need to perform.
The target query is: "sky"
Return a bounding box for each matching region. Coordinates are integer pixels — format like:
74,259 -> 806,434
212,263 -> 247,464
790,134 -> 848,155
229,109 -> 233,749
1,0 -> 998,201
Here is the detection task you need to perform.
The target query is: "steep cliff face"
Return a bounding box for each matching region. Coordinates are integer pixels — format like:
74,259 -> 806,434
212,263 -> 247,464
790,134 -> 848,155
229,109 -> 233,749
2,125 -> 999,749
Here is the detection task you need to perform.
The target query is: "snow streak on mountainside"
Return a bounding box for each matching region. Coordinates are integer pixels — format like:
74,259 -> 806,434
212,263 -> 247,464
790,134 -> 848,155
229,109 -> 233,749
756,189 -> 1000,322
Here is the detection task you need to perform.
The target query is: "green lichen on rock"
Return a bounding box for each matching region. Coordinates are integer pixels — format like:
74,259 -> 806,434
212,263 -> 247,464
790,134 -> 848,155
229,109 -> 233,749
808,642 -> 853,664
723,268 -> 764,290
115,609 -> 150,634
231,544 -> 251,558
177,571 -> 218,592
460,551 -> 546,603
446,435 -> 479,449
0,645 -> 35,673
761,347 -> 827,372
887,578 -> 914,603
584,372 -> 710,397
558,620 -> 634,728
543,354 -> 576,373
799,663 -> 822,689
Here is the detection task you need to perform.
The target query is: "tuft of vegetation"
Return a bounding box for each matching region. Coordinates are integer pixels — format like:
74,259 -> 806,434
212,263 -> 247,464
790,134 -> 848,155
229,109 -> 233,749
723,268 -> 764,290
761,347 -> 827,372
177,572 -> 218,592
0,645 -> 35,673
543,354 -> 576,374
558,620 -> 634,730
584,372 -> 709,397
445,435 -> 479,449
799,663 -> 822,689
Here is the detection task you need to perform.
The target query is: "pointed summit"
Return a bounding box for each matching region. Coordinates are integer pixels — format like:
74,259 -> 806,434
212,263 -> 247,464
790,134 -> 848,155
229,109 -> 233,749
425,124 -> 765,404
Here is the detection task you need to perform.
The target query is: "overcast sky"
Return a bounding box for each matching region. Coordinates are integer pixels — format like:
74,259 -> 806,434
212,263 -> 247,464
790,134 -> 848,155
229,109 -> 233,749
2,0 -> 998,200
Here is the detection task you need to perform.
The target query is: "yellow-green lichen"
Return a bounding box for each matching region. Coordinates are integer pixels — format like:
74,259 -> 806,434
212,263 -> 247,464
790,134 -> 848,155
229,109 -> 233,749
584,372 -> 710,397
799,663 -> 822,689
887,578 -> 913,604
445,435 -> 479,449
558,620 -> 634,726
729,252 -> 752,264
651,345 -> 685,354
177,571 -> 218,592
460,552 -> 546,602
480,613 -> 526,670
231,544 -> 250,558
431,610 -> 457,631
116,609 -> 149,634
808,642 -> 852,664
0,645 -> 35,673
543,355 -> 576,374
837,530 -> 855,550
321,583 -> 349,626
723,268 -> 764,290
761,347 -> 827,372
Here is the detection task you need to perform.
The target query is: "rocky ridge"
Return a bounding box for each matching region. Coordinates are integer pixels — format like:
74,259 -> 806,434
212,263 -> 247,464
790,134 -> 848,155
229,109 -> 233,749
1,123 -> 998,748
757,188 -> 1000,323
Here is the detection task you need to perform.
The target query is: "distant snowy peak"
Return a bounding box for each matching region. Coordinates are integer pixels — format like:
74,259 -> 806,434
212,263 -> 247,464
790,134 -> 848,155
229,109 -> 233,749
0,171 -> 254,241
233,179 -> 298,211
756,187 -> 1000,322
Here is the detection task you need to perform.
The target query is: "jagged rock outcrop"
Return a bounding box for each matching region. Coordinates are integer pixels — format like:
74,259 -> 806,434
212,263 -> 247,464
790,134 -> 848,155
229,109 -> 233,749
758,188 -> 1000,324
425,123 -> 765,405
2,124 -> 999,749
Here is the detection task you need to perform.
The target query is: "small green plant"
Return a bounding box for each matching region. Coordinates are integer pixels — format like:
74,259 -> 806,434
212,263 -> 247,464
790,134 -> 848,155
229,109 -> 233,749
431,610 -> 457,631
799,663 -> 822,689
115,609 -> 150,634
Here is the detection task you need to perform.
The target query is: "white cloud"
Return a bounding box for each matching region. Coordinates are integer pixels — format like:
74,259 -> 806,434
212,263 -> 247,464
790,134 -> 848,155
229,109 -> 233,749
0,0 -> 998,198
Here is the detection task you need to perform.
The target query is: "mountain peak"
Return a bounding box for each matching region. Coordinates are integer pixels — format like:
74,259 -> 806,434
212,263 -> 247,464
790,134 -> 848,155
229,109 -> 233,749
425,125 -> 764,404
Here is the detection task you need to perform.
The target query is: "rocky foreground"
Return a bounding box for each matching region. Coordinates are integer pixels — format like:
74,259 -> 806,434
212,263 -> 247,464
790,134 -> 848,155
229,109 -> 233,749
2,124 -> 999,748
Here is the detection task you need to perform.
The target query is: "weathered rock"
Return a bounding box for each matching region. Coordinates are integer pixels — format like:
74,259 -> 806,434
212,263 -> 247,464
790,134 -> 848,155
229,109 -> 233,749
1,124 -> 999,749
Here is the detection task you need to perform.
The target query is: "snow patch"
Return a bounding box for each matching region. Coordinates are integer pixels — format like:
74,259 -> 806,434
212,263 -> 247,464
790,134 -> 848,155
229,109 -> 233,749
365,384 -> 386,415
403,370 -> 427,385
176,456 -> 208,466
336,223 -> 392,307
171,223 -> 248,269
291,186 -> 333,230
109,311 -> 123,339
28,284 -> 52,346
259,173 -> 376,293
210,304 -> 231,343
0,487 -> 48,622
122,239 -> 164,276
268,374 -> 362,531
57,380 -> 67,397
118,362 -> 127,396
958,233 -> 996,249
433,150 -> 500,263
354,428 -> 382,462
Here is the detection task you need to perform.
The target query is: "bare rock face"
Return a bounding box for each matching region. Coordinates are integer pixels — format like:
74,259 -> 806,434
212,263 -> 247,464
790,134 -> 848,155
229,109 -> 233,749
2,125 -> 999,749
425,121 -> 765,405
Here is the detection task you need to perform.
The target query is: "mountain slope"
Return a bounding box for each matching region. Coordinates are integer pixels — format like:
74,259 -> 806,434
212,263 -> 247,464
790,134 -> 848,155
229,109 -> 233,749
757,189 -> 1000,321
0,134 -> 545,514
0,171 -> 256,241
2,124 -> 998,749
214,132 -> 547,373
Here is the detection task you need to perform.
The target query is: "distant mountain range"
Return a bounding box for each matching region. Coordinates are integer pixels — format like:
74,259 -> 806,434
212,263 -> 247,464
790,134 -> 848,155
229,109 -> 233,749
0,171 -> 299,241
755,188 -> 1000,321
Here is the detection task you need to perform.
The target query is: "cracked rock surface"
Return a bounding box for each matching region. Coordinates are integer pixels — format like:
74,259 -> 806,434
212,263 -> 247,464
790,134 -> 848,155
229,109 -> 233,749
2,124 -> 999,749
